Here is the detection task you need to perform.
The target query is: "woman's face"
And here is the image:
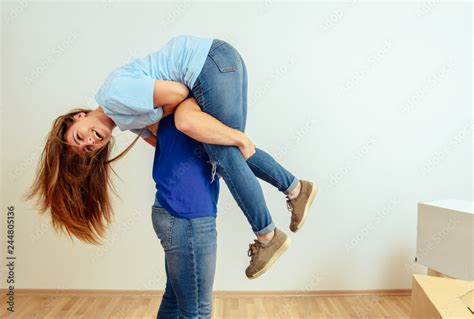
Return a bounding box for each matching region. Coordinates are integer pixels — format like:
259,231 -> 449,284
64,112 -> 112,155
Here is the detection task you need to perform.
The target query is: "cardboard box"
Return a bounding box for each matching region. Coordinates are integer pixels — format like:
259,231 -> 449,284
411,274 -> 473,318
416,199 -> 473,280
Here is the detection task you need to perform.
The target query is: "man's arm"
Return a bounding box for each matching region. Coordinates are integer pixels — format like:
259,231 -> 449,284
174,97 -> 256,159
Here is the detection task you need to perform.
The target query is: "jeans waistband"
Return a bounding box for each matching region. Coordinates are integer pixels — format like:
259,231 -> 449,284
153,196 -> 163,208
210,39 -> 226,52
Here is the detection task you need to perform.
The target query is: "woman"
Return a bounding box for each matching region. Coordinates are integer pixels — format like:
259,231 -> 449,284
150,113 -> 219,318
25,35 -> 318,279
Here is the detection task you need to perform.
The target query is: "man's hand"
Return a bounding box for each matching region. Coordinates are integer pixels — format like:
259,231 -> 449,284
173,97 -> 258,159
236,132 -> 256,160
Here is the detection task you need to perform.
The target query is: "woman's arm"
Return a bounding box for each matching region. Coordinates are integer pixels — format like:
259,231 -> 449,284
146,122 -> 160,136
153,80 -> 189,110
143,122 -> 160,147
174,97 -> 256,159
143,134 -> 157,148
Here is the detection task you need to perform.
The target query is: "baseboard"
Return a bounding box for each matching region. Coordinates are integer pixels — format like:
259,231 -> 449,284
0,288 -> 411,297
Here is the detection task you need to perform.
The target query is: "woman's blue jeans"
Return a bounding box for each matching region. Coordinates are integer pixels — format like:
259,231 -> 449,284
151,204 -> 217,319
191,39 -> 299,236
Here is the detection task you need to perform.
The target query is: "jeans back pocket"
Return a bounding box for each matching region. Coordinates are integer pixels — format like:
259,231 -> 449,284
151,206 -> 174,251
208,41 -> 238,73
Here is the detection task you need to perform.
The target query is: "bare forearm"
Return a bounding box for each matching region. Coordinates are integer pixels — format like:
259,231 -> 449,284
174,98 -> 245,147
179,114 -> 244,146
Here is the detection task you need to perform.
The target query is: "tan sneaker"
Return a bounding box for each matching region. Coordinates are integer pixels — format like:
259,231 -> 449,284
286,180 -> 318,232
245,227 -> 291,279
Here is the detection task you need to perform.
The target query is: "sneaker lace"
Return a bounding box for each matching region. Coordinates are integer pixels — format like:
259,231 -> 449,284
286,196 -> 296,224
286,197 -> 294,212
247,240 -> 261,262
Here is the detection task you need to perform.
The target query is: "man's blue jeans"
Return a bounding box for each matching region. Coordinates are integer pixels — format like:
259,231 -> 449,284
191,39 -> 299,236
151,204 -> 217,319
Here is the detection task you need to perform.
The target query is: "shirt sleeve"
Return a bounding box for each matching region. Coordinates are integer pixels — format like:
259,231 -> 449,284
95,66 -> 163,131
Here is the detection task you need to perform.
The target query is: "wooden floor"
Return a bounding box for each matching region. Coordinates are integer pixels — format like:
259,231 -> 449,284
1,293 -> 412,318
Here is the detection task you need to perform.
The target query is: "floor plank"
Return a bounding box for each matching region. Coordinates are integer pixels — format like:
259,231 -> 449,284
1,293 -> 411,318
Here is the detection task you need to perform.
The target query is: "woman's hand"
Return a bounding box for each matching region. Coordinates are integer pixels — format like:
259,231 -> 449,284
143,134 -> 157,148
146,122 -> 160,136
236,132 -> 256,160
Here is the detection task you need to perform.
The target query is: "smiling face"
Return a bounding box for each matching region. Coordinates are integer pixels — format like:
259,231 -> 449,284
64,111 -> 113,155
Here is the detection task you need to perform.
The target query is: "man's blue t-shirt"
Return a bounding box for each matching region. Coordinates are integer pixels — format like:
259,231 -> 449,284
152,113 -> 219,218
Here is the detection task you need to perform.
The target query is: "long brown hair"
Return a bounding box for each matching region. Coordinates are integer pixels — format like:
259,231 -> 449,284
23,108 -> 147,245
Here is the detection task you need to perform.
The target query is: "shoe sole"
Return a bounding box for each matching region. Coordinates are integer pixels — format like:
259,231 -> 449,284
292,182 -> 318,232
247,235 -> 291,280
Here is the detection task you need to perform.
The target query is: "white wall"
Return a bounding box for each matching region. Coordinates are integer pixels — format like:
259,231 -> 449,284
1,1 -> 471,291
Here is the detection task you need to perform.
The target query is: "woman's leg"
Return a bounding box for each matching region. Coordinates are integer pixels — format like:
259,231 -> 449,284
189,40 -> 298,279
191,40 -> 298,236
237,53 -> 300,194
151,205 -> 217,319
247,149 -> 299,194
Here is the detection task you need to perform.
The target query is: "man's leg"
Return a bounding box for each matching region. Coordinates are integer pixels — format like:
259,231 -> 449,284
191,215 -> 218,318
157,257 -> 179,319
151,206 -> 179,319
165,217 -> 216,318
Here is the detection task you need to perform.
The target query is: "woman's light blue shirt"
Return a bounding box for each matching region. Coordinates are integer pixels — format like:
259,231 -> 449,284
94,35 -> 213,133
